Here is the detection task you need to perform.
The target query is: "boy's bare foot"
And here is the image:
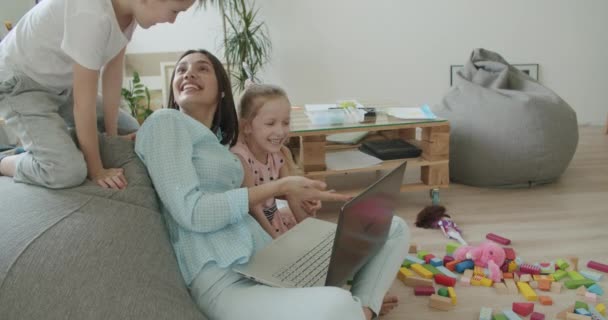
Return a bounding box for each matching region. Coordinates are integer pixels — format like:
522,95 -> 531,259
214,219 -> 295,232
379,294 -> 399,316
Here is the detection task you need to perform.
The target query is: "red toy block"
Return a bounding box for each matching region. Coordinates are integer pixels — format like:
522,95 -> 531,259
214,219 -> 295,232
486,233 -> 511,245
503,248 -> 516,260
539,295 -> 553,305
588,260 -> 608,273
424,254 -> 436,264
503,273 -> 514,279
445,259 -> 461,272
512,302 -> 534,316
414,286 -> 435,296
530,311 -> 545,320
435,274 -> 457,287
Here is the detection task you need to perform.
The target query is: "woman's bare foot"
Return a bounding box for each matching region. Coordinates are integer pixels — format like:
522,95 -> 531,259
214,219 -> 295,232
379,294 -> 399,316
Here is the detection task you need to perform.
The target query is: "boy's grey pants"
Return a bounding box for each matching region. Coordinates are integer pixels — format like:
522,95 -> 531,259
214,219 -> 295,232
0,71 -> 139,189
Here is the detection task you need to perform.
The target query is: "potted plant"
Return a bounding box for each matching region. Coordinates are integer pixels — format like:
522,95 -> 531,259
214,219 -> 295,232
121,71 -> 153,123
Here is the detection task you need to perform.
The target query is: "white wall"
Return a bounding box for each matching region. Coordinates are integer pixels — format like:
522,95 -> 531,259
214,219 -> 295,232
0,1 -> 34,39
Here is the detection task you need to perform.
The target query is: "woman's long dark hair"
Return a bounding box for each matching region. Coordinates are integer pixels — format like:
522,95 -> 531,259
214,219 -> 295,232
167,49 -> 238,147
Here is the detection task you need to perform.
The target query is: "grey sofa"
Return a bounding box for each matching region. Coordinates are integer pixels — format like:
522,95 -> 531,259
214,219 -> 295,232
0,136 -> 206,319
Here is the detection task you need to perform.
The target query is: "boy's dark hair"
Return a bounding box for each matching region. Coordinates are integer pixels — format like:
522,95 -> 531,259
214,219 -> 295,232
167,49 -> 238,147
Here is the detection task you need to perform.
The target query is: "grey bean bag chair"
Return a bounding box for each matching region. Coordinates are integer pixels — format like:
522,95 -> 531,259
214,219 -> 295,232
0,136 -> 206,319
433,48 -> 578,187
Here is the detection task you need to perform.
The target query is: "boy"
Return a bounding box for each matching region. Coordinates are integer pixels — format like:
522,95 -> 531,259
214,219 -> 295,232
0,0 -> 203,189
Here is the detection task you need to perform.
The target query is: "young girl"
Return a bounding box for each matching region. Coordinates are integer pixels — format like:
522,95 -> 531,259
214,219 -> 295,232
231,84 -> 319,238
0,0 -> 204,189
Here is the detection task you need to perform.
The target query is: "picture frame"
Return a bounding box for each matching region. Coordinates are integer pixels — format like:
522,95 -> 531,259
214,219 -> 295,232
160,61 -> 176,107
450,63 -> 539,86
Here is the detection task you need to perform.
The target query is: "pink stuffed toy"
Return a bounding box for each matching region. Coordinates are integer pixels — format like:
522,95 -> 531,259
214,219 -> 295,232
453,241 -> 506,282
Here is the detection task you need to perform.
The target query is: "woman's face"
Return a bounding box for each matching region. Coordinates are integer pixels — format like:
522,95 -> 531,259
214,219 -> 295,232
172,52 -> 220,113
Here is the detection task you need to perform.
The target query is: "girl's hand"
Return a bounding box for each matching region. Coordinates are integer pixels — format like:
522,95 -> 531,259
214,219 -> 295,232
120,132 -> 137,141
90,167 -> 128,190
278,176 -> 350,202
301,200 -> 322,217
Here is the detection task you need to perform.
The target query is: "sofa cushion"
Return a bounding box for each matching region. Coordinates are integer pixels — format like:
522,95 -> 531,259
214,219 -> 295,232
0,135 -> 206,319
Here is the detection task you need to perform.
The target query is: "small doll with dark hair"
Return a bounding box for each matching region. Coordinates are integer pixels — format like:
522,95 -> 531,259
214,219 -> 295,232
415,205 -> 467,245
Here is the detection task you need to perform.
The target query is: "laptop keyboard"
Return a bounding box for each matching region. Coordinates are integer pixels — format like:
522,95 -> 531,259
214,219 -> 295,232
272,230 -> 336,287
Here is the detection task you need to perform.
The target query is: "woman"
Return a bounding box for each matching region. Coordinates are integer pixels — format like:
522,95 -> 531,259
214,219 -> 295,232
134,49 -> 409,320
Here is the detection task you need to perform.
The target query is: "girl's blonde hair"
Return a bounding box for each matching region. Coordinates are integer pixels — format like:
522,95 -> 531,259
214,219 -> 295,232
238,84 -> 290,121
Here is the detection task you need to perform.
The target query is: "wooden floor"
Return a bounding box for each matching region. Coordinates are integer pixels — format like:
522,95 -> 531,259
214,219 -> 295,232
318,126 -> 608,319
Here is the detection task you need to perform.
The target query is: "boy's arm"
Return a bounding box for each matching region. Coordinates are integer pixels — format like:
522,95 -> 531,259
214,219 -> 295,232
73,63 -> 126,189
101,47 -> 126,136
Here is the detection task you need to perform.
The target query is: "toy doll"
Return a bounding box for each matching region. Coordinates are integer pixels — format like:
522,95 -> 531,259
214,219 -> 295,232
415,205 -> 467,245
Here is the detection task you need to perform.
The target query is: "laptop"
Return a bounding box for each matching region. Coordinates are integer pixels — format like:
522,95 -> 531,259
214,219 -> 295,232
233,161 -> 406,288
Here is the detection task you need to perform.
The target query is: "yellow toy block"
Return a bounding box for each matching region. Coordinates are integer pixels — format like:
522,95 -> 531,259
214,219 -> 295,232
508,260 -> 518,273
474,266 -> 485,276
447,287 -> 457,305
471,275 -> 483,286
480,277 -> 493,287
397,267 -> 414,281
411,263 -> 433,279
596,303 -> 606,316
517,281 -> 538,301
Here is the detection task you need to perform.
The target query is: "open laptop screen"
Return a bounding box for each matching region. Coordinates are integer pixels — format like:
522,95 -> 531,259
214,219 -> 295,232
325,162 -> 406,287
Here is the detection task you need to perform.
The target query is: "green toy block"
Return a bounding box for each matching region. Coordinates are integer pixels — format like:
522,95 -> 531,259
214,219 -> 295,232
564,279 -> 596,289
417,251 -> 430,260
402,260 -> 413,268
423,264 -> 441,276
438,287 -> 449,297
575,301 -> 589,311
446,242 -> 461,255
492,314 -> 508,320
553,269 -> 568,281
568,271 -> 585,280
556,258 -> 570,270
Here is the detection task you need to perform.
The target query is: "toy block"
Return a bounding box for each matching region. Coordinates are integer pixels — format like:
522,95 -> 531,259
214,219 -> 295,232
471,275 -> 484,286
494,282 -> 509,295
493,315 -> 508,320
554,269 -> 569,281
455,260 -> 475,273
557,258 -> 571,270
565,279 -> 596,289
502,309 -> 522,320
575,308 -> 593,316
446,242 -> 460,255
517,281 -> 538,301
596,303 -> 606,316
464,269 -> 474,278
414,286 -> 435,296
443,255 -> 455,265
503,248 -> 516,260
424,254 -> 436,264
435,274 -> 457,287
474,266 -> 485,276
505,279 -> 519,294
529,281 -> 539,289
551,281 -> 563,293
459,277 -> 471,286
408,243 -> 418,254
438,287 -> 449,297
446,259 -> 461,272
411,264 -> 434,279
584,292 -> 598,303
480,277 -> 493,287
417,251 -> 430,260
568,256 -> 579,271
428,294 -> 454,311
486,233 -> 511,245
512,302 -> 534,316
501,260 -> 511,272
508,260 -> 518,273
591,308 -> 606,320
540,262 -> 556,274
405,255 -> 425,265
520,274 -> 532,282
520,264 -> 541,275
575,301 -> 589,311
480,307 -> 493,320
436,266 -> 458,278
539,295 -> 553,305
401,276 -> 434,287
430,257 -> 443,267
566,313 -> 592,320
447,287 -> 456,305
588,260 -> 608,273
577,286 -> 588,296
533,275 -> 554,281
503,272 -> 514,279
580,270 -> 603,282
538,279 -> 552,291
514,272 -> 520,282
398,267 -> 415,280
423,264 -> 441,276
557,305 -> 576,320
531,312 -> 545,320
569,271 -> 586,280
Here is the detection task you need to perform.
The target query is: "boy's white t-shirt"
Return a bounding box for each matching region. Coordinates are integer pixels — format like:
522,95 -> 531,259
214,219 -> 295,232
0,0 -> 136,90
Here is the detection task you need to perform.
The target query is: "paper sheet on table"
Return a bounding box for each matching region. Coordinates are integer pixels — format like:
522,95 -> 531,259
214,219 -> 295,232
386,104 -> 437,120
325,150 -> 383,171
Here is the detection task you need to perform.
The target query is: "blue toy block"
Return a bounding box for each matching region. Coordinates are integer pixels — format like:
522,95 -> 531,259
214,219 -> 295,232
587,284 -> 604,296
455,260 -> 475,273
430,257 -> 443,267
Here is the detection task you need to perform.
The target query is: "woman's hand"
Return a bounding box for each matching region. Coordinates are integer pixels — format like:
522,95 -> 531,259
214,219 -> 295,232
301,199 -> 322,217
278,176 -> 350,203
90,167 -> 127,189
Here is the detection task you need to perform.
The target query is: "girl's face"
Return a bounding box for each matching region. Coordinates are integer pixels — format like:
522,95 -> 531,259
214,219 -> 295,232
134,0 -> 195,29
172,52 -> 220,113
245,97 -> 291,155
